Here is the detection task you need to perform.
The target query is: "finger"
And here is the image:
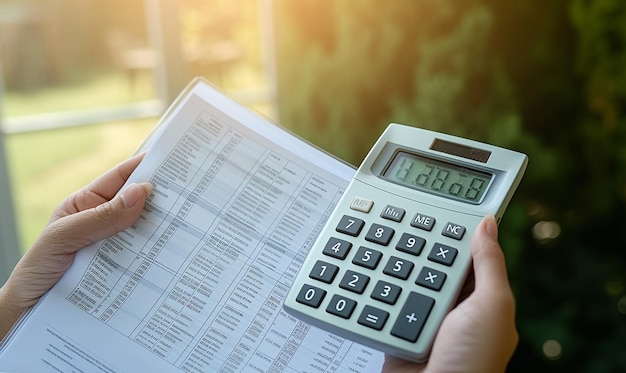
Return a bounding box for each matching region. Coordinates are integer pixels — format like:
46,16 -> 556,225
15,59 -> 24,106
469,215 -> 517,332
43,182 -> 153,253
456,269 -> 475,303
53,153 -> 146,218
470,215 -> 511,292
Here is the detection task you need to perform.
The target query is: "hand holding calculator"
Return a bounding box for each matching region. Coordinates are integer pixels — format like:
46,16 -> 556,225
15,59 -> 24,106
283,124 -> 527,362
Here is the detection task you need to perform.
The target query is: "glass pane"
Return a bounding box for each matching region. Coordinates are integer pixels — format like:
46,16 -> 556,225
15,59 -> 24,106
1,0 -> 276,252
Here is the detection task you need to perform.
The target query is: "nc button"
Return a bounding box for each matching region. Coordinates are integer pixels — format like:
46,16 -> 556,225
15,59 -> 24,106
442,222 -> 466,240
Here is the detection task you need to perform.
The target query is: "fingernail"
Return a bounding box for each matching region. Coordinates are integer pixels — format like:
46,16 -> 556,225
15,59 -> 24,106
120,183 -> 143,209
485,214 -> 499,240
140,182 -> 154,196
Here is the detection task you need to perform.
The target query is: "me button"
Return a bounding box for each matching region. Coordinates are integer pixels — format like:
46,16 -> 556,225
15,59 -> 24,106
410,213 -> 435,232
442,222 -> 466,240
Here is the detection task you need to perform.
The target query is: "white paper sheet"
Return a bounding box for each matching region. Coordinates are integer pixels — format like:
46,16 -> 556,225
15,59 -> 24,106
0,80 -> 384,372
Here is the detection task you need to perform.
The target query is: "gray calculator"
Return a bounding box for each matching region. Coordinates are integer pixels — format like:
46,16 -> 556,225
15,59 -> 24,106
283,123 -> 527,362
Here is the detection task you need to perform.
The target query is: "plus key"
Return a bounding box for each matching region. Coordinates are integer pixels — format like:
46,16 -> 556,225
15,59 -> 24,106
390,292 -> 435,342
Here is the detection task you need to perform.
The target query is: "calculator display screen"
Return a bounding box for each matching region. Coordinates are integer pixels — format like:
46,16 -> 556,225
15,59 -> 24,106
382,151 -> 492,203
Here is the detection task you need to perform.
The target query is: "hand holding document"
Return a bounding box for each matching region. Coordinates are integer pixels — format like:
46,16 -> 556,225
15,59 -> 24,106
0,79 -> 384,372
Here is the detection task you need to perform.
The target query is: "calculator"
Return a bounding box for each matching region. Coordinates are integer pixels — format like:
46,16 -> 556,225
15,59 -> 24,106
283,123 -> 527,362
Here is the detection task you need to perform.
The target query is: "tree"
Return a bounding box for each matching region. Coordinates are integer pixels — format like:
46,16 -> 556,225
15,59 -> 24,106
274,1 -> 626,371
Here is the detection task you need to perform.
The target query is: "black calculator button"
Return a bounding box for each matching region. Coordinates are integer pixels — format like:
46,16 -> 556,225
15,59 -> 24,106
339,270 -> 370,294
365,223 -> 394,246
380,205 -> 405,222
322,237 -> 353,260
390,292 -> 435,342
352,246 -> 382,269
296,284 -> 326,308
326,294 -> 357,319
371,280 -> 402,305
442,222 -> 466,240
428,243 -> 458,266
309,261 -> 339,283
396,233 -> 426,256
336,215 -> 365,236
358,305 -> 389,330
410,213 -> 436,231
382,256 -> 414,280
415,266 -> 447,291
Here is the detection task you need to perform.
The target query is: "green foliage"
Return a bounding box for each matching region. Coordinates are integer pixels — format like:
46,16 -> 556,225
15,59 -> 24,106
274,0 -> 626,371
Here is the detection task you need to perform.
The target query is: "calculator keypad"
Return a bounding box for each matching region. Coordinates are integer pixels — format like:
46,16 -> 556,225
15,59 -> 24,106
295,199 -> 469,348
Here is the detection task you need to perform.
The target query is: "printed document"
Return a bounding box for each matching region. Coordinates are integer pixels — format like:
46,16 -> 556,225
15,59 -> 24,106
0,79 -> 384,372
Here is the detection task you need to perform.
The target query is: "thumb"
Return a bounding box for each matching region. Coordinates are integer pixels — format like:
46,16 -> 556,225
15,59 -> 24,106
469,214 -> 517,340
44,182 -> 153,253
470,214 -> 511,294
4,182 -> 153,311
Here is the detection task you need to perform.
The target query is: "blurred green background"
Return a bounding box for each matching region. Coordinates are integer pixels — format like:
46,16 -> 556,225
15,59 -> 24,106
273,1 -> 626,372
2,0 -> 625,372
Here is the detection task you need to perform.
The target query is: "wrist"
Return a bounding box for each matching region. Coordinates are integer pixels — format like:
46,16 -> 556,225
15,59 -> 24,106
0,284 -> 26,341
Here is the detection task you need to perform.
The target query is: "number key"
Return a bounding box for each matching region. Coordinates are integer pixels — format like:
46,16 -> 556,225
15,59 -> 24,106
326,294 -> 357,319
371,280 -> 401,305
365,223 -> 394,246
309,261 -> 339,283
295,284 -> 326,308
322,237 -> 352,259
396,233 -> 426,256
352,246 -> 382,269
382,256 -> 414,280
339,270 -> 370,294
336,215 -> 365,236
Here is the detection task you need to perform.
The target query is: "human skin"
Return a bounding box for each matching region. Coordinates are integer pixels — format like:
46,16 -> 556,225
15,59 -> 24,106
0,154 -> 152,340
382,215 -> 519,373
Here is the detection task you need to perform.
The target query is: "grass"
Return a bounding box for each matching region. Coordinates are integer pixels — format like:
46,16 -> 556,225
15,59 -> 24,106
4,71 -> 155,117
